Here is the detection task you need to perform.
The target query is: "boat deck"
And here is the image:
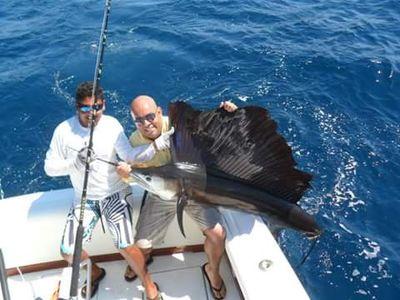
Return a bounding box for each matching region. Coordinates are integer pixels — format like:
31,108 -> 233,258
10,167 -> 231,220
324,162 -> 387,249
1,188 -> 311,300
6,252 -> 242,300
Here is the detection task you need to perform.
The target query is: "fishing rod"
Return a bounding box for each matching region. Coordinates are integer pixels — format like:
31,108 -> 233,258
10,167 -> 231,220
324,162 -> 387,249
69,0 -> 112,298
0,249 -> 11,300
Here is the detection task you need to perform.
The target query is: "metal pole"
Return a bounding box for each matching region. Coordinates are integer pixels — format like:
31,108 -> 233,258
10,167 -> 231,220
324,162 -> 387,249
0,249 -> 11,300
69,0 -> 112,298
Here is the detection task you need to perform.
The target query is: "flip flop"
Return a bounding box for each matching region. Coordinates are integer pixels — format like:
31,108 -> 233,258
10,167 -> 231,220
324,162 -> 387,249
50,280 -> 60,300
142,282 -> 163,300
124,256 -> 154,282
202,263 -> 226,300
81,267 -> 106,298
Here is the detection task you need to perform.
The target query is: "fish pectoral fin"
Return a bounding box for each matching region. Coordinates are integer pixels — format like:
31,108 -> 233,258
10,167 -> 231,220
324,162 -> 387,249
176,193 -> 188,237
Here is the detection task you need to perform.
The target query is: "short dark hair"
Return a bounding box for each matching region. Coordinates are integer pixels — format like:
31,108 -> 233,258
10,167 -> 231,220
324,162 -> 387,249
75,81 -> 104,104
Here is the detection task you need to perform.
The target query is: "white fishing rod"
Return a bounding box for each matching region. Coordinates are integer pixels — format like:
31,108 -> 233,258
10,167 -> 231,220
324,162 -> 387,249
69,0 -> 112,298
0,249 -> 11,300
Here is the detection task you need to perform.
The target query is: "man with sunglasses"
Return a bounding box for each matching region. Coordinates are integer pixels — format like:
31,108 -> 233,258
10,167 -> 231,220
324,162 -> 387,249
117,95 -> 237,300
44,83 -> 171,299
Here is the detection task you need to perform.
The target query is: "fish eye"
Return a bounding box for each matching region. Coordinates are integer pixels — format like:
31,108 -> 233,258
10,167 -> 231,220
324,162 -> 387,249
145,176 -> 151,182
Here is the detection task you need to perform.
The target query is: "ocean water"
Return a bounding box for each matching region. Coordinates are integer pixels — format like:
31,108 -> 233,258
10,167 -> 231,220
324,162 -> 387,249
1,0 -> 399,299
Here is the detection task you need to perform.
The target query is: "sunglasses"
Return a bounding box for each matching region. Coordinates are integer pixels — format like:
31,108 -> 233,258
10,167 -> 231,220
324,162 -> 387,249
133,112 -> 156,125
78,103 -> 104,113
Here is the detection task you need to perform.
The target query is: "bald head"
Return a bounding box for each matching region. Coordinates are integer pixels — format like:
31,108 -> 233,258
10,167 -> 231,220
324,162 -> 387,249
131,95 -> 157,116
130,95 -> 164,139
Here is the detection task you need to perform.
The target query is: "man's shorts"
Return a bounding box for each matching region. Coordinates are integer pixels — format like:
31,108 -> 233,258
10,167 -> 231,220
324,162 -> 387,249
135,192 -> 222,247
60,187 -> 134,255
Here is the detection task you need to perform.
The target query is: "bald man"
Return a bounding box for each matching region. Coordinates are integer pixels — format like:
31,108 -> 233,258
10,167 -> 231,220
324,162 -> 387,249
117,96 -> 237,300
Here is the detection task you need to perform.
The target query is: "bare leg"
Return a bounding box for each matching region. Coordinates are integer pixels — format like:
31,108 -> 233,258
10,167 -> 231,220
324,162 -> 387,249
120,245 -> 158,299
124,247 -> 152,279
203,223 -> 226,298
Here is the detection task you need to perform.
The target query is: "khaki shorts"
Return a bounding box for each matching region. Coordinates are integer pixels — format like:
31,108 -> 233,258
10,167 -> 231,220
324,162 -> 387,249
135,192 -> 222,247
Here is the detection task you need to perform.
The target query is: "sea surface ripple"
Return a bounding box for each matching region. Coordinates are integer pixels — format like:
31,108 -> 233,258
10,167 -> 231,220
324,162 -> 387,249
0,0 -> 399,299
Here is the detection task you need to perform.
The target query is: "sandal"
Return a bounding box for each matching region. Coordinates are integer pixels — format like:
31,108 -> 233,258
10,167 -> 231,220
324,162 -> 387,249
81,267 -> 106,298
50,280 -> 60,300
124,256 -> 154,282
202,263 -> 226,300
142,282 -> 163,300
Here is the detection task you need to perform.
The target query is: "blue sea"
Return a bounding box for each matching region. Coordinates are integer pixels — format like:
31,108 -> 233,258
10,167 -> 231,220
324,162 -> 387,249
1,0 -> 399,299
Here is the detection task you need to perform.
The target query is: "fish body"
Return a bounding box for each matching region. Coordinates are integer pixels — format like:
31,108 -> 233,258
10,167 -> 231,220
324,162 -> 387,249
131,101 -> 322,239
131,162 -> 321,238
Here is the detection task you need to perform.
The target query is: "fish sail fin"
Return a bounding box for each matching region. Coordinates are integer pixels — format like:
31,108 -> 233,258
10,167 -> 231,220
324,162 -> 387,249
169,101 -> 203,166
169,101 -> 312,204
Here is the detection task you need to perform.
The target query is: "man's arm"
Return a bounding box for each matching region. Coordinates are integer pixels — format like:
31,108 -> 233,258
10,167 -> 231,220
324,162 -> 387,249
114,130 -> 158,163
115,125 -> 174,163
44,127 -> 75,177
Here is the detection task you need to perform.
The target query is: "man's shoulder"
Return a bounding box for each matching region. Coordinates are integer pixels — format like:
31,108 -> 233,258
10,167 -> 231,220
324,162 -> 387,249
99,115 -> 124,130
101,114 -> 121,125
54,116 -> 76,132
130,129 -> 139,137
129,129 -> 144,146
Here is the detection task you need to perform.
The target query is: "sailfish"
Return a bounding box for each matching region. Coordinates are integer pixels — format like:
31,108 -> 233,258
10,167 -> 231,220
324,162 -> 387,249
130,101 -> 321,238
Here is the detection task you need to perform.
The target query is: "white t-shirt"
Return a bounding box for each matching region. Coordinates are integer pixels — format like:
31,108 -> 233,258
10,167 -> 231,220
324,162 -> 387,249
44,114 -> 155,202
